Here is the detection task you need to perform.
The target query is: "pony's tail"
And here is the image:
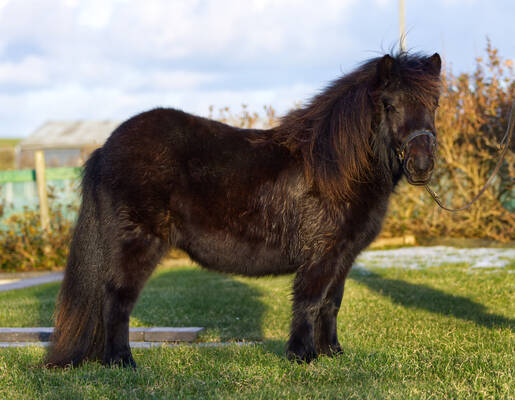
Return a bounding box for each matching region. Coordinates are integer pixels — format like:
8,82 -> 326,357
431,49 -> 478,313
45,149 -> 106,367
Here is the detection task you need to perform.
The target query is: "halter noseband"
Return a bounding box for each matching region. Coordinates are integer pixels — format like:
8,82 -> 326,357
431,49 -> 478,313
397,130 -> 436,163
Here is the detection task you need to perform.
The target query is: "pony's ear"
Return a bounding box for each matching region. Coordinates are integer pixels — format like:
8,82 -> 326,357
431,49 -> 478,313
377,54 -> 395,84
428,53 -> 441,74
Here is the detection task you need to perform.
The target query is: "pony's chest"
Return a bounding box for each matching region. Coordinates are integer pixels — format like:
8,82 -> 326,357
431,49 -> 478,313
343,197 -> 390,252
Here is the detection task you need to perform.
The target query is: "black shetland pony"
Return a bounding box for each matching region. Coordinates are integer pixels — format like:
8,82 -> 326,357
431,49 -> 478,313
46,52 -> 441,367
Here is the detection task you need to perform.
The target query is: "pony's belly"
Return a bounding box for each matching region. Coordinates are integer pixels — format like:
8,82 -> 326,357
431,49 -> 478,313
179,230 -> 297,276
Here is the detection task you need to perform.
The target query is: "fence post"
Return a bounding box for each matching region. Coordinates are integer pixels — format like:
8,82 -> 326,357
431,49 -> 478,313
35,150 -> 50,232
399,0 -> 406,52
14,145 -> 21,169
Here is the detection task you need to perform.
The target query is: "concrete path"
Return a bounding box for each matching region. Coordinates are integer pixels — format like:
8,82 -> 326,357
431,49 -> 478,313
0,272 -> 63,292
0,341 -> 255,348
0,327 -> 204,342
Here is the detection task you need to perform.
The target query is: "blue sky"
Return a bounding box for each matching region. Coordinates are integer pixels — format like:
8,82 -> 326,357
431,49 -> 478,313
0,0 -> 513,138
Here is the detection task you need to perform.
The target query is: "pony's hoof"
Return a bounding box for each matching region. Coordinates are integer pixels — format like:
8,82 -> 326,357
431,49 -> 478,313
327,344 -> 343,357
315,339 -> 344,357
318,342 -> 343,357
287,341 -> 317,363
104,353 -> 137,369
287,349 -> 317,363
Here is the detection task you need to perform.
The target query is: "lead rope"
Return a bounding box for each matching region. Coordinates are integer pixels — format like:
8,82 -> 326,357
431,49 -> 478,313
424,101 -> 514,212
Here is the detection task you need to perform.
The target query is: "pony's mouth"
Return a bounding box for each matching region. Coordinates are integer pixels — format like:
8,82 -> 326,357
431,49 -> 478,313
403,154 -> 435,186
405,170 -> 432,186
398,130 -> 437,187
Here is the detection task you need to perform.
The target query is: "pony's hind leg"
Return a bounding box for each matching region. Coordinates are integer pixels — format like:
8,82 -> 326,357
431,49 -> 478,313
102,224 -> 168,368
103,283 -> 141,368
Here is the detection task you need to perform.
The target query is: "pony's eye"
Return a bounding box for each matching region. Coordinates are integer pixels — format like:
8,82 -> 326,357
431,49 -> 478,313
383,101 -> 395,112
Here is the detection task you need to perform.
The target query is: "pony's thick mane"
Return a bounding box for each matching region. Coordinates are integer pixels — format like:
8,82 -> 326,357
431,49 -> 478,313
260,52 -> 441,203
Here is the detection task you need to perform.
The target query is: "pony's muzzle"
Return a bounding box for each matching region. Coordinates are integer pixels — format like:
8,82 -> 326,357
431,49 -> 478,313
400,130 -> 436,186
405,155 -> 434,185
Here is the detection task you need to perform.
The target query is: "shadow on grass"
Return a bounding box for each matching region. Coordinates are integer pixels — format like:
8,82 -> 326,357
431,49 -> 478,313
132,266 -> 266,341
350,270 -> 514,331
1,266 -> 265,341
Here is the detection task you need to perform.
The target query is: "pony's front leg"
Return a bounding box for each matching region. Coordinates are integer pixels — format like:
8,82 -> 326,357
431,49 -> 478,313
314,277 -> 346,356
287,262 -> 339,363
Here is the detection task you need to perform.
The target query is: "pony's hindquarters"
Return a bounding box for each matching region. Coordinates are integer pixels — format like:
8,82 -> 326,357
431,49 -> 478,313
46,148 -> 169,368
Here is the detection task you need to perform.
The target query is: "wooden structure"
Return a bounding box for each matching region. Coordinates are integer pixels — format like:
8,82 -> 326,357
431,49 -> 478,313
16,120 -> 119,168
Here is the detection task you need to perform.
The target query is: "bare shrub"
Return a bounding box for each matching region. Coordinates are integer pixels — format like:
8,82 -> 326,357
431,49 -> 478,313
0,187 -> 77,271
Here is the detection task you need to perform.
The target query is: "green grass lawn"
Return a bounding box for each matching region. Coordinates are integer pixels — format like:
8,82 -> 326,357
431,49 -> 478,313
0,260 -> 513,399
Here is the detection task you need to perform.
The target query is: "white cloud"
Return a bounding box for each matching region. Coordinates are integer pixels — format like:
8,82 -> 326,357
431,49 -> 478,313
440,0 -> 478,4
97,0 -> 358,63
126,70 -> 220,91
0,0 -> 513,138
0,56 -> 50,88
0,0 -> 358,63
0,0 -> 359,136
374,0 -> 391,6
0,81 -> 316,139
76,0 -> 115,30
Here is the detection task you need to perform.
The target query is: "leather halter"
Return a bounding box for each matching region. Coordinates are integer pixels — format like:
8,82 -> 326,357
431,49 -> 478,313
397,130 -> 436,163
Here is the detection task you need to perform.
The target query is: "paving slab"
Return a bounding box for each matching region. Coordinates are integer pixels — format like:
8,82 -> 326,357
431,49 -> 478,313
0,341 -> 254,348
0,279 -> 19,285
143,327 -> 204,342
0,272 -> 63,292
0,327 -> 204,342
0,328 -> 53,342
